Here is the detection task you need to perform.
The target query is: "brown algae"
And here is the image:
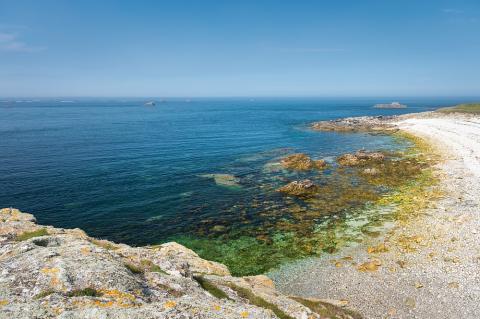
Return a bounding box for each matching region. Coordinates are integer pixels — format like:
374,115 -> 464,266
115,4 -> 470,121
175,131 -> 441,276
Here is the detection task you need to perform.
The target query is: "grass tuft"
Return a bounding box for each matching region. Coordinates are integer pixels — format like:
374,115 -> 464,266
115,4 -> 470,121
16,228 -> 49,241
437,103 -> 480,114
140,259 -> 168,274
34,289 -> 56,299
90,239 -> 119,250
193,276 -> 231,299
227,283 -> 294,319
125,262 -> 144,274
291,297 -> 363,319
67,287 -> 102,297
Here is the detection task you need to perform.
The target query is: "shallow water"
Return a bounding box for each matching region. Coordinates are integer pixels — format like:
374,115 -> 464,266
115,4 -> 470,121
0,97 -> 469,273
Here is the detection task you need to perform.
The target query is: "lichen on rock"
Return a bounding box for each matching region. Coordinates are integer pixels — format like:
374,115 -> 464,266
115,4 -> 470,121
0,208 -> 358,318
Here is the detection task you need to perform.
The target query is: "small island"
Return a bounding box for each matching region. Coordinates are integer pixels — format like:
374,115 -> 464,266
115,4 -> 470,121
373,102 -> 407,109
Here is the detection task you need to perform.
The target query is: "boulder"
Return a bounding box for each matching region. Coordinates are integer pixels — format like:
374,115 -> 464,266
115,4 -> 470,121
277,179 -> 319,197
337,150 -> 385,166
280,153 -> 327,171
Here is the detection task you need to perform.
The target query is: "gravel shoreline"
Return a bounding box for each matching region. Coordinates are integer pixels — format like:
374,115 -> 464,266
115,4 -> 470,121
271,113 -> 480,318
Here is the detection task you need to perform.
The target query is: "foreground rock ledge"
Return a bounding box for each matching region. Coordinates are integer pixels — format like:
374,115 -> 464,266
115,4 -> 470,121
0,208 -> 360,319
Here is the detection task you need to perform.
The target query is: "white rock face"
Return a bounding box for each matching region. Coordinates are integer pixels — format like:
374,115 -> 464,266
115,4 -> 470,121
0,208 -> 359,319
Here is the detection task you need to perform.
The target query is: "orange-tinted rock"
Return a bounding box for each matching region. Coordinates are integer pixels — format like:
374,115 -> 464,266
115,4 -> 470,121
280,153 -> 326,171
337,150 -> 385,166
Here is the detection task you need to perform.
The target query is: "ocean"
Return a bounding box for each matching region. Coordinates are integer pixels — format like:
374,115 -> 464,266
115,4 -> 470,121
0,97 -> 472,274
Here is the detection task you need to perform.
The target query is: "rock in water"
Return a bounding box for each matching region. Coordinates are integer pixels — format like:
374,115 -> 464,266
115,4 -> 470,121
199,174 -> 241,188
0,208 -> 361,318
280,153 -> 327,171
277,179 -> 320,197
337,150 -> 385,166
311,116 -> 398,133
362,167 -> 380,176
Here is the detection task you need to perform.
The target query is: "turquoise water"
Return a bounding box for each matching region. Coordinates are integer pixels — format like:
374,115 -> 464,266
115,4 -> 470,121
0,98 -> 465,248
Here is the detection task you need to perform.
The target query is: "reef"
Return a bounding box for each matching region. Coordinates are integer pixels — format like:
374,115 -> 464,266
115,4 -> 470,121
311,116 -> 398,133
0,208 -> 359,319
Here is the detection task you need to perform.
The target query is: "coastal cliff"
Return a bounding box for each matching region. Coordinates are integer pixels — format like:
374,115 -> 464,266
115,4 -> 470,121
0,208 -> 360,319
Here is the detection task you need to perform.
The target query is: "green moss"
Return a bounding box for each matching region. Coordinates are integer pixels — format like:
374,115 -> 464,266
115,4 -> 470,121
158,283 -> 184,297
150,264 -> 167,274
291,297 -> 363,319
90,239 -> 119,250
140,259 -> 168,274
437,103 -> 480,114
16,228 -> 49,241
193,276 -> 230,299
227,283 -> 294,319
67,287 -> 102,297
125,262 -> 143,274
34,289 -> 56,299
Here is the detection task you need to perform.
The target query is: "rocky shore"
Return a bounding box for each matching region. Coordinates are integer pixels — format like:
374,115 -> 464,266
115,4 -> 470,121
273,111 -> 480,318
0,208 -> 360,319
3,109 -> 479,318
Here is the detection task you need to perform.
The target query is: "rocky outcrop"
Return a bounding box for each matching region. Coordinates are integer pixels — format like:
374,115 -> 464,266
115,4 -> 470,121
277,179 -> 320,197
311,116 -> 397,133
280,153 -> 327,171
0,208 -> 360,319
337,150 -> 385,166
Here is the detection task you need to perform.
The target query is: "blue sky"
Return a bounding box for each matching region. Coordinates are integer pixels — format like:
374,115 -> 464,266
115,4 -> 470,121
0,0 -> 479,97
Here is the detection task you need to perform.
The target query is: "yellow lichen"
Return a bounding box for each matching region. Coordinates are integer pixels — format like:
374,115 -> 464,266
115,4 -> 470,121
164,300 -> 176,309
40,267 -> 59,274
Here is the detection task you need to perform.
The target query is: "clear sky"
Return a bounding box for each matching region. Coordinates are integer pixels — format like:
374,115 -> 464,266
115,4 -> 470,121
0,0 -> 479,97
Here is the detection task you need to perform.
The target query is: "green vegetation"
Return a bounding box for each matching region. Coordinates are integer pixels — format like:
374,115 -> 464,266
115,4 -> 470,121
227,283 -> 294,319
15,228 -> 49,241
67,287 -> 102,297
125,262 -> 143,274
140,259 -> 168,274
34,289 -> 56,299
291,297 -> 363,319
90,239 -> 119,250
437,103 -> 480,114
176,234 -> 309,276
193,276 -> 231,299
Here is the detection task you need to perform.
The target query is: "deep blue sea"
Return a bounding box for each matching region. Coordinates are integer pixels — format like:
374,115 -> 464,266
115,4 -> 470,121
0,97 -> 472,248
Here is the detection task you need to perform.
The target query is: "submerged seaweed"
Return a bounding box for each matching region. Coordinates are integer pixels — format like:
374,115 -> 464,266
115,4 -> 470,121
173,132 -> 439,276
